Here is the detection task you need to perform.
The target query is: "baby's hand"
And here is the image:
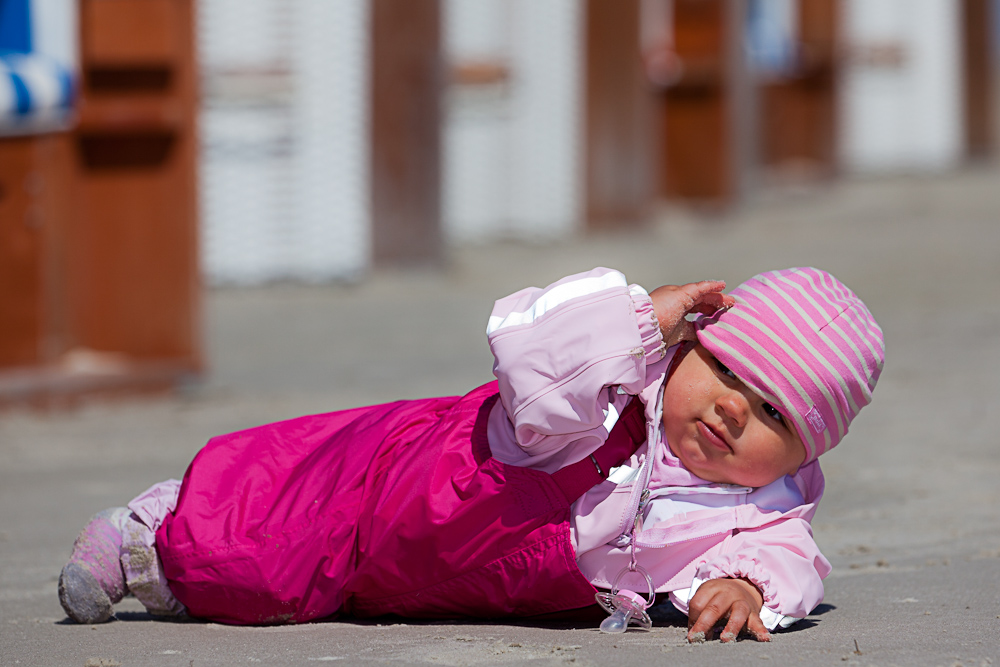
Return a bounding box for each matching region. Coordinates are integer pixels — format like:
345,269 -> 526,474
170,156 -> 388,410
649,281 -> 735,348
686,577 -> 771,643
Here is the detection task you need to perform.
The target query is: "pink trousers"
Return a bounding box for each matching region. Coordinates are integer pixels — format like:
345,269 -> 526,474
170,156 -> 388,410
133,383 -> 646,625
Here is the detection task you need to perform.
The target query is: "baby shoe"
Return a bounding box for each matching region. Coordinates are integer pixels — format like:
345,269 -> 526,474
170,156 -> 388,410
58,508 -> 130,623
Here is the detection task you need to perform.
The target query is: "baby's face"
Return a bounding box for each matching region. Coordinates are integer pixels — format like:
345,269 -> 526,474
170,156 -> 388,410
662,344 -> 806,487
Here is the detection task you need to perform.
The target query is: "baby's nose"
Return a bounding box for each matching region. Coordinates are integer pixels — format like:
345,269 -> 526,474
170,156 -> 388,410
717,390 -> 750,428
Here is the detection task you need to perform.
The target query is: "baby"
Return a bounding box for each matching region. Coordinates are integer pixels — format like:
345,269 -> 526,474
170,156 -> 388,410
58,267 -> 883,643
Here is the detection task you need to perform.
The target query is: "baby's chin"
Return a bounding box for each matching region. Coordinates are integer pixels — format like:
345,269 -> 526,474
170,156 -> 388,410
668,438 -> 788,487
682,459 -> 783,487
676,456 -> 733,485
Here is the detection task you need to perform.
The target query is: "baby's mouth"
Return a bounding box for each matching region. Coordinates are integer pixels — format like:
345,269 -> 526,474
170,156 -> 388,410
697,420 -> 732,452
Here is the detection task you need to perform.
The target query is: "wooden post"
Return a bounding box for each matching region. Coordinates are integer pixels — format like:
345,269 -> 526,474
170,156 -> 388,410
70,0 -> 201,364
962,0 -> 995,159
584,0 -> 654,229
370,0 -> 443,266
759,0 -> 840,175
0,138 -> 45,368
659,0 -> 749,205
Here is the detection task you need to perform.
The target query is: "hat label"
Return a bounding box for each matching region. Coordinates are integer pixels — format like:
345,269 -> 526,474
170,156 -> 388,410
804,406 -> 827,433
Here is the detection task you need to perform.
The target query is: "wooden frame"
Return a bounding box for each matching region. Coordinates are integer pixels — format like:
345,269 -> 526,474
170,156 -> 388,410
584,0 -> 655,229
759,0 -> 840,175
0,0 -> 201,407
962,0 -> 996,160
659,0 -> 749,204
370,0 -> 443,266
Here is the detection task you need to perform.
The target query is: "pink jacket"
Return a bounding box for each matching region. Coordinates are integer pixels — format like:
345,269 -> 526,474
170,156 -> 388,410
485,267 -> 831,627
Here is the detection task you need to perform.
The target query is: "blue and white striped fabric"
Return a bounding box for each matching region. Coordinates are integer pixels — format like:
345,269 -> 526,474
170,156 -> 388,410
1,51 -> 74,126
0,0 -> 77,134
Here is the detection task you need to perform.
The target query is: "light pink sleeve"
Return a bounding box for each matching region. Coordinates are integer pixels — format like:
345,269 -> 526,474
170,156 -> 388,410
693,517 -> 831,622
486,267 -> 665,473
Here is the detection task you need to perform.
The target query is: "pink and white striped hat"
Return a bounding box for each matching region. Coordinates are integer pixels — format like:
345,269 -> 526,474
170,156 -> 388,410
695,267 -> 885,463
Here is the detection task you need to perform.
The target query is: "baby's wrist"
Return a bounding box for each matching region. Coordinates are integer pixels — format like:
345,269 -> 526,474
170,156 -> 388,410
631,290 -> 667,362
729,577 -> 764,607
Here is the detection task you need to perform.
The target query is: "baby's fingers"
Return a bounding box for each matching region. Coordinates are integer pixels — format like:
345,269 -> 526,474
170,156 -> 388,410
745,610 -> 772,642
678,280 -> 727,306
691,290 -> 736,314
718,602 -> 750,643
686,598 -> 725,643
651,280 -> 733,348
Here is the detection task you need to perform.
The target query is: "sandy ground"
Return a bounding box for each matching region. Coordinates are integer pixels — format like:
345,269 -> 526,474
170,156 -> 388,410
2,166 -> 1000,666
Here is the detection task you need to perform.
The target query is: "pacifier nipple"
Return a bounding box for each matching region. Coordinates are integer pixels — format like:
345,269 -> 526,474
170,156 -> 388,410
599,608 -> 630,634
598,590 -> 648,633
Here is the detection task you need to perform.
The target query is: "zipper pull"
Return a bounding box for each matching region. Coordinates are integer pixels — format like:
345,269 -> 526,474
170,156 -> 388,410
633,488 -> 651,535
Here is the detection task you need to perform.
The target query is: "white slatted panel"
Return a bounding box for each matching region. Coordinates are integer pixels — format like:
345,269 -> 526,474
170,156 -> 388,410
198,0 -> 369,285
506,0 -> 582,240
840,0 -> 962,171
443,0 -> 582,244
443,0 -> 512,243
288,0 -> 369,282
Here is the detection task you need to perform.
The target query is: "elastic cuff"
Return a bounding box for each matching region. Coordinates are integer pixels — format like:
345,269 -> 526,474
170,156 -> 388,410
695,557 -> 777,610
630,286 -> 666,362
127,479 -> 182,532
120,514 -> 187,617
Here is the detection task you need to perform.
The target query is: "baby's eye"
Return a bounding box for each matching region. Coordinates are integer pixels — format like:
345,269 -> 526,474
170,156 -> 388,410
762,402 -> 783,422
715,359 -> 737,380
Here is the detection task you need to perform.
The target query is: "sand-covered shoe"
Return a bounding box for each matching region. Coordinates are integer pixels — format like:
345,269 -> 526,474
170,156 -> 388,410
58,508 -> 130,623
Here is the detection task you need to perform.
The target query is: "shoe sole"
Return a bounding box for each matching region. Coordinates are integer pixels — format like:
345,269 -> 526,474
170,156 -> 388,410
58,562 -> 113,624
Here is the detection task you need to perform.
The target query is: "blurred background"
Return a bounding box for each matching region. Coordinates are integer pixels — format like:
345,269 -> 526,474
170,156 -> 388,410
1,0 -> 998,405
4,5 -> 1000,661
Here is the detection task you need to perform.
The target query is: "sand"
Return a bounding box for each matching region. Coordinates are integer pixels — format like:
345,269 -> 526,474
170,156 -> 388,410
3,167 -> 1000,666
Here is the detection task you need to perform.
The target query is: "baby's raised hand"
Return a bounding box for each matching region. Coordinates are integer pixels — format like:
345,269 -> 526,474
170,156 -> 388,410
649,281 -> 735,349
686,577 -> 771,643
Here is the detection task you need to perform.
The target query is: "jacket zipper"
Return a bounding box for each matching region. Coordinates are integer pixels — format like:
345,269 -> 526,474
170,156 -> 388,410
634,527 -> 732,550
616,384 -> 664,545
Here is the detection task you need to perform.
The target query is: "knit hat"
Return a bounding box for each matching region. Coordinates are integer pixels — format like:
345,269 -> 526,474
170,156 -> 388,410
695,267 -> 885,463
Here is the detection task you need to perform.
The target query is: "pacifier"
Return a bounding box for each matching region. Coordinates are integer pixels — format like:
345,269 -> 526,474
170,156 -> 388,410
595,563 -> 655,633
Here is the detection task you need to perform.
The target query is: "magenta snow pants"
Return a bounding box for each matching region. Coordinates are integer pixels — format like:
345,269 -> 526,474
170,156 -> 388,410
156,382 -> 644,625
